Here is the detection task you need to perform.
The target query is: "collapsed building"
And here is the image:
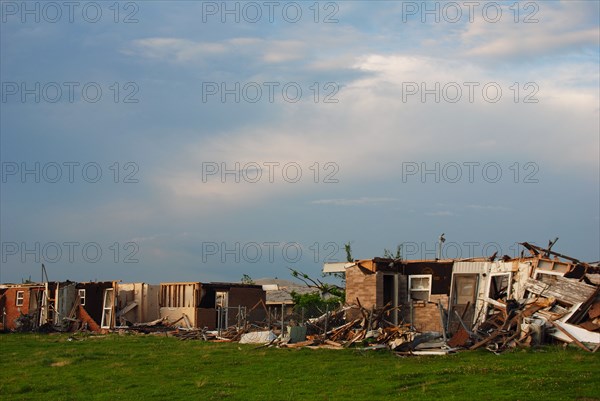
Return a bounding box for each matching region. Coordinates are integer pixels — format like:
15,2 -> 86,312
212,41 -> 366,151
324,242 -> 600,352
76,281 -> 160,331
2,241 -> 598,353
334,258 -> 454,332
0,279 -> 266,333
158,282 -> 265,330
0,283 -> 45,331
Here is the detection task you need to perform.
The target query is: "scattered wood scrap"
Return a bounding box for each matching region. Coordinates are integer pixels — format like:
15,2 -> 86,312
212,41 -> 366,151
464,276 -> 600,353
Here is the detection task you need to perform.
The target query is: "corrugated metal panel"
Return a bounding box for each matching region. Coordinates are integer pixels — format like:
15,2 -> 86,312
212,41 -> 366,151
453,261 -> 489,274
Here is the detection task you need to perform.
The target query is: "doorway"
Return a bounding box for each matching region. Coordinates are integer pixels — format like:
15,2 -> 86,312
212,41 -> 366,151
448,274 -> 479,333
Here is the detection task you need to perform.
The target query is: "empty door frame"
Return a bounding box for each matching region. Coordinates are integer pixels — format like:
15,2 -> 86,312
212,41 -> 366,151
101,288 -> 115,329
215,291 -> 229,329
481,272 -> 512,322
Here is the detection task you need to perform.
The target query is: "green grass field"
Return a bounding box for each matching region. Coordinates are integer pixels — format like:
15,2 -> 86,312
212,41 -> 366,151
1,333 -> 598,401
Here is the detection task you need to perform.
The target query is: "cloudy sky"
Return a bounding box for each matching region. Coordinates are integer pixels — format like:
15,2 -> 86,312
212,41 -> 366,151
1,0 -> 598,284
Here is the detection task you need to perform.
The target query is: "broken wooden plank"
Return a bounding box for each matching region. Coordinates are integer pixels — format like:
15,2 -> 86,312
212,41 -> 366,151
483,297 -> 506,309
524,277 -> 597,305
437,300 -> 447,342
548,320 -> 595,352
549,320 -> 600,348
283,339 -> 314,348
182,313 -> 192,329
470,313 -> 521,350
117,302 -> 138,317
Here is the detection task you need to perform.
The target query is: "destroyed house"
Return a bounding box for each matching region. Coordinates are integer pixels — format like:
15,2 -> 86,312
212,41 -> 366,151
340,258 -> 455,332
446,247 -> 598,334
0,281 -> 82,331
0,283 -> 45,331
159,282 -> 266,330
448,258 -> 533,334
40,281 -> 79,329
458,245 -> 600,351
2,279 -> 266,332
1,281 -> 87,331
75,281 -> 114,331
75,282 -> 160,331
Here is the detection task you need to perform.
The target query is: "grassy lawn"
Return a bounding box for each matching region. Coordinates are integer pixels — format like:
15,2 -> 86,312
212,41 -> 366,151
0,333 -> 598,401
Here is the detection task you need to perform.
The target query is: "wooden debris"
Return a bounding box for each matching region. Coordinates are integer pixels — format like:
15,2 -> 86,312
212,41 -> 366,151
465,275 -> 600,353
447,328 -> 470,348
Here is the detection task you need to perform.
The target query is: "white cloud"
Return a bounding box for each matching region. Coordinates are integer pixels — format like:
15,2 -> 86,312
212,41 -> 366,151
460,2 -> 599,60
123,37 -> 308,64
147,52 -> 597,214
465,28 -> 599,59
262,40 -> 307,63
425,211 -> 456,217
123,38 -> 227,62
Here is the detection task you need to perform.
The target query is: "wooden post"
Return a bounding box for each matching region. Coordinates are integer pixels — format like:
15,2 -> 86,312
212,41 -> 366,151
281,303 -> 285,336
549,321 -> 592,353
217,307 -> 221,337
438,300 -> 447,342
140,284 -> 145,323
393,273 -> 399,326
111,282 -> 117,329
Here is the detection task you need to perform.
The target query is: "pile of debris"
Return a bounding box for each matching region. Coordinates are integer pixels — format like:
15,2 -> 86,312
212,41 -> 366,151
138,273 -> 599,355
449,274 -> 600,353
239,303 -> 455,355
246,272 -> 600,354
302,302 -> 420,350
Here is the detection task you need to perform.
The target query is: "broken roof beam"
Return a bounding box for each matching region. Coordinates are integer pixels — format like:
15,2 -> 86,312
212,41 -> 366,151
520,242 -> 581,264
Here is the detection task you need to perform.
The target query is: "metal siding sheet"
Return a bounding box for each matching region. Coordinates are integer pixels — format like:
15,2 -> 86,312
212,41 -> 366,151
453,261 -> 489,274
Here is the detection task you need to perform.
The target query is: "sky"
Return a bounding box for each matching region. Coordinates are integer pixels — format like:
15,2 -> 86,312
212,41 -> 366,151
1,0 -> 599,285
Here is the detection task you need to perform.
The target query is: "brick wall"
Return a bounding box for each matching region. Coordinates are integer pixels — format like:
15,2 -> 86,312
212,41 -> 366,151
3,288 -> 35,330
404,294 -> 449,333
345,265 -> 378,308
346,267 -> 450,332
